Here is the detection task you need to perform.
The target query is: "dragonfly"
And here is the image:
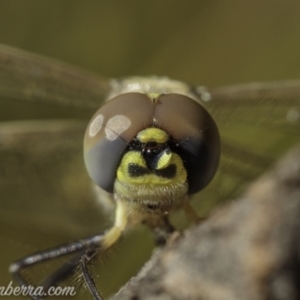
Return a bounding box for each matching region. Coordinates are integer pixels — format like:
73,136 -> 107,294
0,44 -> 299,299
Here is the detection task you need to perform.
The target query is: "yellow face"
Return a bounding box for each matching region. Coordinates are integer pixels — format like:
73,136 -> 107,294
115,128 -> 188,214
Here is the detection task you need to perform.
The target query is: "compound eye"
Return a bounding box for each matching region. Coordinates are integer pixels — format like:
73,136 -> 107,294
84,93 -> 153,192
154,94 -> 221,194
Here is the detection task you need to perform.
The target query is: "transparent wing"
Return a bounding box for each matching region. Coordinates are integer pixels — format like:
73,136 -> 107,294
0,44 -> 111,112
200,80 -> 300,133
0,120 -> 108,237
191,80 -> 300,215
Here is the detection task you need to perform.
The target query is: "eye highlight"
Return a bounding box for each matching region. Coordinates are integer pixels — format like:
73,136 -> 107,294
105,115 -> 131,141
88,114 -> 104,137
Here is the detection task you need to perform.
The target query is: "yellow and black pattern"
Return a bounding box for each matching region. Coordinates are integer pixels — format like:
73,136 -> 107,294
115,127 -> 188,214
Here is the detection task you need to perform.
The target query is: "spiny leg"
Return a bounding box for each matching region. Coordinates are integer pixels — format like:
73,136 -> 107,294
9,200 -> 129,300
40,251 -> 85,292
9,235 -> 105,300
78,200 -> 128,299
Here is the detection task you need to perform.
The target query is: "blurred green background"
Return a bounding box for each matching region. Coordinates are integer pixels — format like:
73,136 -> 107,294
1,1 -> 300,120
0,0 -> 300,299
1,1 -> 300,105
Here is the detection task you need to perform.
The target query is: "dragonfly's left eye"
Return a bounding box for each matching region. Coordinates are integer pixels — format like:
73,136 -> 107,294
84,92 -> 221,194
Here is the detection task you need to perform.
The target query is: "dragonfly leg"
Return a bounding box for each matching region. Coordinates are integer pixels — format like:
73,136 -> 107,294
80,248 -> 102,300
9,234 -> 104,300
78,200 -> 129,299
9,200 -> 129,300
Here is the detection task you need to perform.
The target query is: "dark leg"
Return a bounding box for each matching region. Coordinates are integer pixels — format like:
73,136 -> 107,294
80,248 -> 103,300
9,200 -> 129,299
9,233 -> 105,300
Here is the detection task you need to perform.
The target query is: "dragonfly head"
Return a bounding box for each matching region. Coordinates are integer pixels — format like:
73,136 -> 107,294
83,92 -> 220,214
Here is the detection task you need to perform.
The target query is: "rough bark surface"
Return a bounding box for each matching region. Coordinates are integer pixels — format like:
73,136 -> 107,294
113,145 -> 300,300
